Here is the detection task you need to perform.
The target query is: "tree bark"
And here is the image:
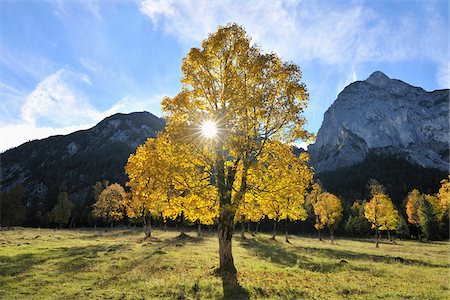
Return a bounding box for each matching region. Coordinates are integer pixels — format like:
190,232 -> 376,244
316,216 -> 322,241
329,225 -> 334,244
285,220 -> 290,243
387,230 -> 391,242
218,211 -> 237,274
143,215 -> 151,238
247,222 -> 251,233
180,213 -> 186,236
375,228 -> 380,248
254,221 -> 260,235
110,221 -> 113,229
271,220 -> 277,240
197,223 -> 202,237
240,222 -> 245,239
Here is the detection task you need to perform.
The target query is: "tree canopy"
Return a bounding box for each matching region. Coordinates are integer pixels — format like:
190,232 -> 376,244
125,24 -> 312,274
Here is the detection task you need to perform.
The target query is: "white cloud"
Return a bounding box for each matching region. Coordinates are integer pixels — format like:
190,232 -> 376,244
0,68 -> 166,151
139,0 -> 447,66
21,68 -> 99,126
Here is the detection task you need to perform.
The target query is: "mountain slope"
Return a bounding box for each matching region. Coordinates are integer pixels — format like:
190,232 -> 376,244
0,112 -> 165,213
309,71 -> 449,173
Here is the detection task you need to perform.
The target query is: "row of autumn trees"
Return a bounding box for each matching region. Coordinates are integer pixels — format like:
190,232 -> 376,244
88,173 -> 449,249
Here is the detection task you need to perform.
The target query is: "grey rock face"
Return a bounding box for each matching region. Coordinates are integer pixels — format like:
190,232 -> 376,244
309,71 -> 449,173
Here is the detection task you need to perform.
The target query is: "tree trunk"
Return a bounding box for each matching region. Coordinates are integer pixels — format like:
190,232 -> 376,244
285,220 -> 290,243
316,216 -> 322,241
197,223 -> 202,237
271,220 -> 277,240
110,221 -> 113,229
218,211 -> 236,274
240,222 -> 245,239
329,226 -> 334,244
375,228 -> 380,248
180,213 -> 185,236
143,215 -> 151,238
254,221 -> 260,235
164,222 -> 167,232
247,222 -> 251,233
387,230 -> 391,242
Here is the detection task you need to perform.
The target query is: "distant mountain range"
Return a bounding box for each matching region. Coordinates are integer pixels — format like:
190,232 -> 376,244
1,72 -> 448,225
0,112 -> 165,212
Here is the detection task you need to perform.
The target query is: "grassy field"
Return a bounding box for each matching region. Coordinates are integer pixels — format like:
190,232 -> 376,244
0,227 -> 448,299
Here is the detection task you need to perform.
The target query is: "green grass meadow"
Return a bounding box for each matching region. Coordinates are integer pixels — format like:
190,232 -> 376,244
0,227 -> 448,299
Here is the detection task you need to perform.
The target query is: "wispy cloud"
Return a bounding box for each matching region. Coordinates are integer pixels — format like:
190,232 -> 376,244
139,0 -> 447,66
1,67 -> 165,151
21,68 -> 98,126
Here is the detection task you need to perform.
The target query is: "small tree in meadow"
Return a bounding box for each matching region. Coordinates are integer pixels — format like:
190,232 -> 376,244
52,192 -> 73,228
92,183 -> 126,228
313,192 -> 342,244
364,193 -> 399,247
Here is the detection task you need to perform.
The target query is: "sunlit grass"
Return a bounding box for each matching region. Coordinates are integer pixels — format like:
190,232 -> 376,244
0,227 -> 448,299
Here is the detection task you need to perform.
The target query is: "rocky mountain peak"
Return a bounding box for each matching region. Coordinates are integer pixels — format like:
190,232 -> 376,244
309,72 -> 449,173
366,71 -> 390,87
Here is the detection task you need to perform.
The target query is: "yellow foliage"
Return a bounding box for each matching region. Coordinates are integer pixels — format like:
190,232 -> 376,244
126,24 -> 312,238
405,189 -> 421,225
364,193 -> 399,231
436,176 -> 450,222
313,192 -> 342,230
92,183 -> 126,222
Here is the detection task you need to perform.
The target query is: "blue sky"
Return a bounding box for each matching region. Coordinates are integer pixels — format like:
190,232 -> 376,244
0,0 -> 448,151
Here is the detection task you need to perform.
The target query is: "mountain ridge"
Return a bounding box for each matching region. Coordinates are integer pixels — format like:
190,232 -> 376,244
0,111 -> 165,215
309,71 -> 449,173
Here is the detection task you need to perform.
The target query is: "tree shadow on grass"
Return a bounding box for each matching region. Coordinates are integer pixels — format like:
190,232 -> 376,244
220,272 -> 249,300
240,238 -> 369,273
0,244 -> 125,277
292,245 -> 449,268
0,253 -> 48,276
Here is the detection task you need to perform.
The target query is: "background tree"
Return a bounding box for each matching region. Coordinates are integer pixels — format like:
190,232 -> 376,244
249,143 -> 311,241
125,135 -> 217,237
364,192 -> 399,247
345,200 -> 372,237
405,189 -> 425,241
90,180 -> 109,227
305,182 -> 326,240
52,191 -> 73,228
0,185 -> 26,227
313,192 -> 342,243
418,196 -> 438,241
152,24 -> 311,274
395,216 -> 410,239
436,177 -> 450,239
92,183 -> 126,228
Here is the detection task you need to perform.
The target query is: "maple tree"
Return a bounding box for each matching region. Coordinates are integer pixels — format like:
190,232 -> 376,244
364,192 -> 399,247
305,182 -> 326,240
92,183 -> 126,228
127,24 -> 312,274
313,192 -> 342,244
436,176 -> 450,222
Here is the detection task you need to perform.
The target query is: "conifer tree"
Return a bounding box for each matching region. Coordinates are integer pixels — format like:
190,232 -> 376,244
52,192 -> 73,228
